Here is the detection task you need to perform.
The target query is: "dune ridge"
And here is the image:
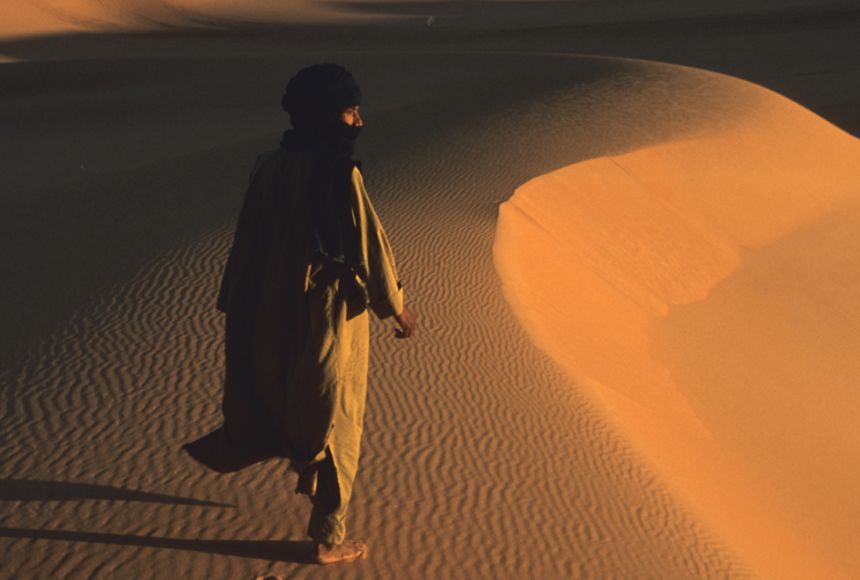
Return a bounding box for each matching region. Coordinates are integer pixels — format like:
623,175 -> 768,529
0,0 -> 406,40
4,0 -> 856,42
494,69 -> 860,579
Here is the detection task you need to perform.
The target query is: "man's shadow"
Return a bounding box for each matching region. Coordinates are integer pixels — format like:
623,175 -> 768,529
0,527 -> 314,563
0,478 -> 230,507
0,479 -> 313,563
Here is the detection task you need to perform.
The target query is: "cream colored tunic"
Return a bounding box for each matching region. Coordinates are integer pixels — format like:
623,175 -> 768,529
184,147 -> 404,513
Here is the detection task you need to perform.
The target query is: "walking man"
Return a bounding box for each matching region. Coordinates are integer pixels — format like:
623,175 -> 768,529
182,63 -> 418,565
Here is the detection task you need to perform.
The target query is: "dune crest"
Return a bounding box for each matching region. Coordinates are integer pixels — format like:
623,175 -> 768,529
0,0 -> 403,39
494,74 -> 860,579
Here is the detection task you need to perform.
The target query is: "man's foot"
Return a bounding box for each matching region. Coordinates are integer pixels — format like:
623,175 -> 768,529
312,539 -> 369,564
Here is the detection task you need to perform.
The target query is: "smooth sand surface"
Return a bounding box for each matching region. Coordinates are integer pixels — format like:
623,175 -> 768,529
495,73 -> 860,579
1,1 -> 858,578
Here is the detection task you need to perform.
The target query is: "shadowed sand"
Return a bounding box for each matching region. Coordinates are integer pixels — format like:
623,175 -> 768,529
1,1 -> 858,578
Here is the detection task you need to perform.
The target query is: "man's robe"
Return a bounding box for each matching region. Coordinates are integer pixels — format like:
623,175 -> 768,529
183,146 -> 404,503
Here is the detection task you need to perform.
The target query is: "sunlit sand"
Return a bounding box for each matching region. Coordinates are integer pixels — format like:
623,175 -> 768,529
495,72 -> 860,579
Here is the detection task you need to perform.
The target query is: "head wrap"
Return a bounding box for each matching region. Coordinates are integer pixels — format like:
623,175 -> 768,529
279,63 -> 365,293
282,63 -> 362,134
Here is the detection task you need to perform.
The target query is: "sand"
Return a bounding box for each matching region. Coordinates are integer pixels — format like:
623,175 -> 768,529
494,70 -> 860,579
1,1 -> 857,578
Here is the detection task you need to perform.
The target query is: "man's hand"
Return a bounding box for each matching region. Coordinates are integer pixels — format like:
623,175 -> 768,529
393,305 -> 418,339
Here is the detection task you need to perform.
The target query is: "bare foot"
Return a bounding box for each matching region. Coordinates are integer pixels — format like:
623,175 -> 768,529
312,539 -> 369,564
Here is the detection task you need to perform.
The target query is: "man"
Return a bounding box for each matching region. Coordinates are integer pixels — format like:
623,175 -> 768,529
182,63 -> 418,565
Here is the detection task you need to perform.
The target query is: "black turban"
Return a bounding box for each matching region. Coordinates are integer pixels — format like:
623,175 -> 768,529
281,63 -> 362,131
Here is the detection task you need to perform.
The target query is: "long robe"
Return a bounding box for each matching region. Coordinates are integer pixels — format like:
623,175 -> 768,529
183,146 -> 404,506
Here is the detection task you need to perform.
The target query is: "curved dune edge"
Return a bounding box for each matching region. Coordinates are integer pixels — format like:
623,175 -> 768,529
494,72 -> 860,579
0,0 -> 407,40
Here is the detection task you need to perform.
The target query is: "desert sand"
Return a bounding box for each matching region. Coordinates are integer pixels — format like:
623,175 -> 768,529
495,70 -> 860,579
1,1 -> 857,578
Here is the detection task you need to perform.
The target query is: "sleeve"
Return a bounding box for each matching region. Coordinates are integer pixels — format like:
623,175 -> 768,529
350,165 -> 405,320
216,154 -> 265,313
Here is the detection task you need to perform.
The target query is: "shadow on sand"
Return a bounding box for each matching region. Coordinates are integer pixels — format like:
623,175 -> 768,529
0,478 -> 232,507
0,480 -> 313,562
0,527 -> 314,563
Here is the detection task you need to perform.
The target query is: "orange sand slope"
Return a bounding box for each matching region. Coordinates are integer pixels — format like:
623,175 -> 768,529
0,0 -> 404,39
495,68 -> 860,580
5,0 -> 853,41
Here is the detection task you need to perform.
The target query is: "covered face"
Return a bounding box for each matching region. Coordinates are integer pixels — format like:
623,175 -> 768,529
282,63 -> 363,134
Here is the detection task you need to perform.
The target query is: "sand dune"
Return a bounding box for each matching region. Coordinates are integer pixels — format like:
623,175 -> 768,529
495,72 -> 860,579
4,0 -> 855,40
1,1 -> 858,578
0,0 -> 403,39
0,53 -> 759,578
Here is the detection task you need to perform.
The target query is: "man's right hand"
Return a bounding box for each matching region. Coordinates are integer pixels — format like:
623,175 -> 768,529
393,305 -> 418,339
